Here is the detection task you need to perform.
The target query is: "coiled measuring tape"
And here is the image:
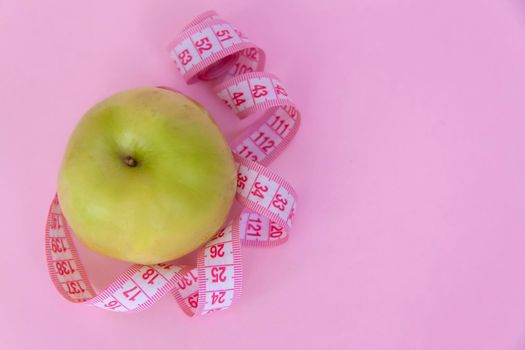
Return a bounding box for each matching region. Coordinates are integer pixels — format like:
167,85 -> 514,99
45,10 -> 300,316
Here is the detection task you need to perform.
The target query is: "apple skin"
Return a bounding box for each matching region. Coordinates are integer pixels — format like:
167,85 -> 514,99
57,87 -> 236,264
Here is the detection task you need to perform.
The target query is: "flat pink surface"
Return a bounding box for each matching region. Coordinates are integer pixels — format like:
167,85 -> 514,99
1,0 -> 525,349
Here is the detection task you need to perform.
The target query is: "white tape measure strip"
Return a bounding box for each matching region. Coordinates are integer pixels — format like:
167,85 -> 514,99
45,10 -> 299,316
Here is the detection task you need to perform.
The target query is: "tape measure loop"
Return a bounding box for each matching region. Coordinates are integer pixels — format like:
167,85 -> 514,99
45,10 -> 299,316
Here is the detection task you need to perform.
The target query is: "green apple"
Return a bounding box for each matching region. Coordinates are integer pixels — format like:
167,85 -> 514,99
57,87 -> 236,264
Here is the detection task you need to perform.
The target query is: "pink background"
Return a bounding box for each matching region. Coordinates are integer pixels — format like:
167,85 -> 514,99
1,0 -> 525,349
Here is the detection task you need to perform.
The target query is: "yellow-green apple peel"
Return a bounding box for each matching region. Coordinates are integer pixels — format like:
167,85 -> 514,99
57,87 -> 236,264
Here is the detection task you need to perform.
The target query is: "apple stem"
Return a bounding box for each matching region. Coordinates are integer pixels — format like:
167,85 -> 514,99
123,155 -> 139,167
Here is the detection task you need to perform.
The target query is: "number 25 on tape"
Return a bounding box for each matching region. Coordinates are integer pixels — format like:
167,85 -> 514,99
211,266 -> 227,283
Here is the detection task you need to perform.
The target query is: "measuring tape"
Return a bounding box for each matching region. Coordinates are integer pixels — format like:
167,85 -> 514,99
45,10 -> 300,316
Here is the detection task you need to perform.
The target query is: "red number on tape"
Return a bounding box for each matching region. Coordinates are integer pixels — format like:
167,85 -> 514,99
209,243 -> 225,258
272,194 -> 288,211
237,173 -> 248,189
55,260 -> 75,275
262,141 -> 275,153
251,182 -> 269,199
215,29 -> 233,42
238,145 -> 258,161
286,106 -> 298,119
233,63 -> 253,75
142,268 -> 160,285
214,228 -> 225,239
211,266 -> 227,283
275,84 -> 288,96
177,271 -> 197,290
178,49 -> 192,65
50,214 -> 61,229
66,281 -> 85,295
253,132 -> 275,153
270,116 -> 290,136
188,292 -> 199,308
246,223 -> 262,237
157,263 -> 173,270
232,92 -> 246,106
243,48 -> 258,60
123,286 -> 141,301
211,291 -> 226,305
270,223 -> 284,239
50,237 -> 67,253
252,84 -> 268,98
104,300 -> 123,310
195,37 -> 213,54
